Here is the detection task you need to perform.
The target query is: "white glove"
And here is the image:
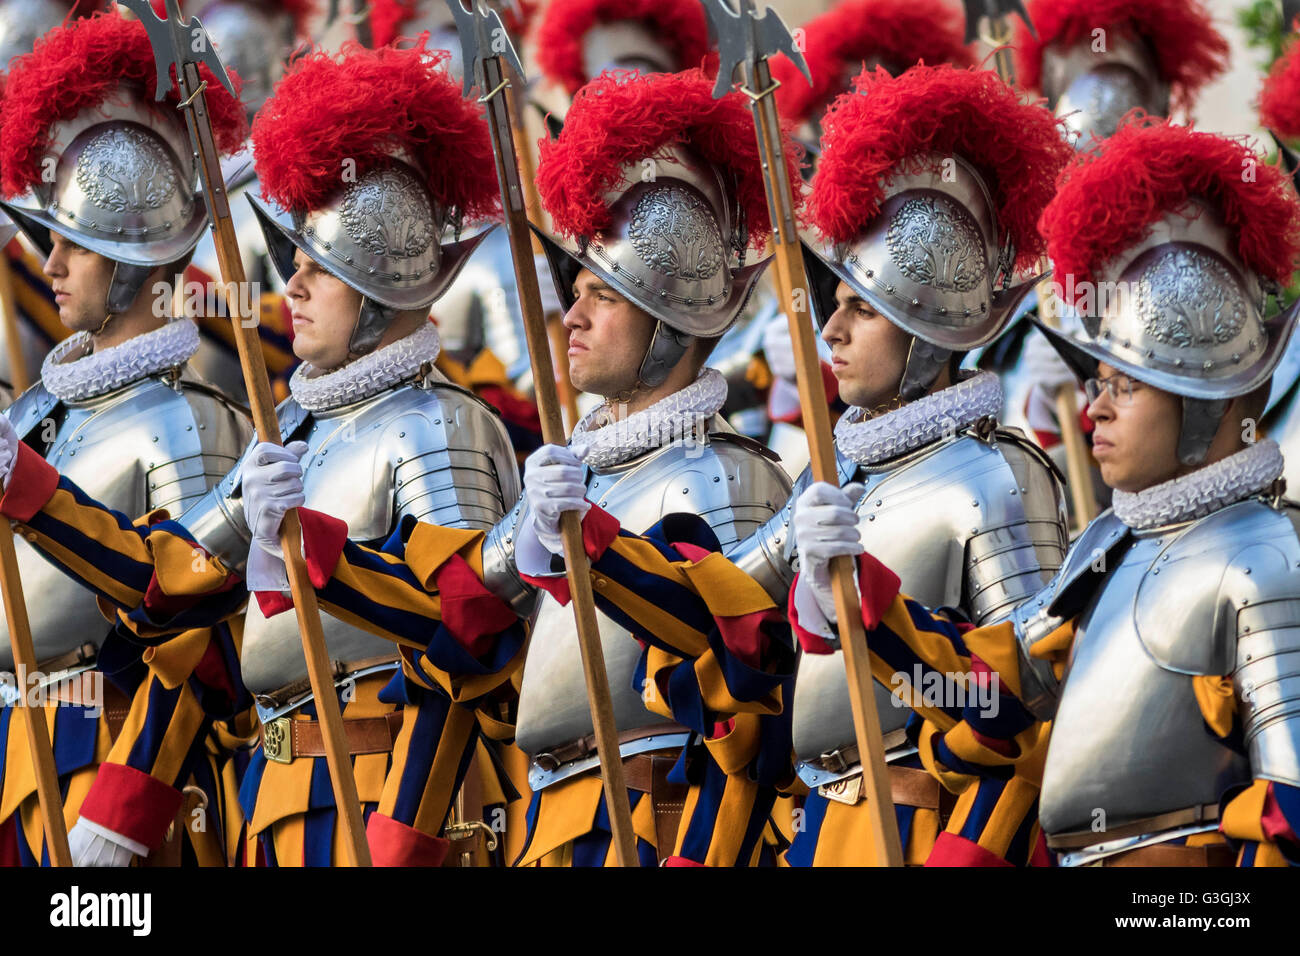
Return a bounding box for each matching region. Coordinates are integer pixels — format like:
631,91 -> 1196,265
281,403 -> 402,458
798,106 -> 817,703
242,440 -> 308,592
791,481 -> 865,639
0,414 -> 18,492
515,443 -> 590,576
69,818 -> 144,867
761,314 -> 797,381
1023,329 -> 1076,393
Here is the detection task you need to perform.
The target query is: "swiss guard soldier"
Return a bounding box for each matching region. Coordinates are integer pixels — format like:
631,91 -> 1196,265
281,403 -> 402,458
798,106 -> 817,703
0,10 -> 251,865
988,0 -> 1230,459
0,39 -> 524,867
795,119 -> 1300,867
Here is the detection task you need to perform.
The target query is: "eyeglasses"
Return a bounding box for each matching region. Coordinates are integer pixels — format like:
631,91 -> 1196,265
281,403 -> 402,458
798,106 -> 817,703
1084,373 -> 1138,406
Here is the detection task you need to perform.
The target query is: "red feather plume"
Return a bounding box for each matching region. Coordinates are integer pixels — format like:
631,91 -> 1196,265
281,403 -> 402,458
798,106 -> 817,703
537,69 -> 798,250
808,65 -> 1071,272
534,0 -> 710,95
251,41 -> 498,222
0,11 -> 247,198
771,0 -> 975,125
1013,0 -> 1228,115
1042,119 -> 1300,303
371,0 -> 537,48
1261,34 -> 1300,138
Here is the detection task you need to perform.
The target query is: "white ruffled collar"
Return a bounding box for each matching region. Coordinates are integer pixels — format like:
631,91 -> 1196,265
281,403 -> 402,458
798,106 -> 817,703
41,319 -> 200,403
571,367 -> 728,469
289,323 -> 440,412
1112,439 -> 1285,531
834,371 -> 1003,466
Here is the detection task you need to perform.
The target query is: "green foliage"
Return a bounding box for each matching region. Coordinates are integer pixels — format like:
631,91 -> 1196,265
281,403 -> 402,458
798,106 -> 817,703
1239,0 -> 1290,70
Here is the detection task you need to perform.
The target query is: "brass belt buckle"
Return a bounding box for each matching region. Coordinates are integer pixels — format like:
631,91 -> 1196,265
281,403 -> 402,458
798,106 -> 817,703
262,716 -> 293,764
818,775 -> 863,806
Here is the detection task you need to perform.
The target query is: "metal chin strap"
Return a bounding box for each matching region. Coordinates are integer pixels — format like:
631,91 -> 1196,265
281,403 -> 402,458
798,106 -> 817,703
104,261 -> 162,322
348,296 -> 401,360
1178,397 -> 1230,467
636,319 -> 693,389
900,336 -> 953,402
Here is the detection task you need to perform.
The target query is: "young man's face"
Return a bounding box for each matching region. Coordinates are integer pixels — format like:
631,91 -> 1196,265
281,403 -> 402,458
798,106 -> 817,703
1086,361 -> 1186,493
285,249 -> 365,370
820,280 -> 912,410
562,268 -> 656,398
44,233 -> 118,331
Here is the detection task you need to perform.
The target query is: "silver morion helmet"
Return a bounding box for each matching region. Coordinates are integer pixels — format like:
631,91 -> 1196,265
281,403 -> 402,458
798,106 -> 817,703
0,84 -> 207,313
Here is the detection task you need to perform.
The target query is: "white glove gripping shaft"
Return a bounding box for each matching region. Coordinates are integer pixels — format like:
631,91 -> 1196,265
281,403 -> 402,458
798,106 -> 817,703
515,443 -> 591,578
69,817 -> 145,867
791,481 -> 865,641
242,440 -> 308,592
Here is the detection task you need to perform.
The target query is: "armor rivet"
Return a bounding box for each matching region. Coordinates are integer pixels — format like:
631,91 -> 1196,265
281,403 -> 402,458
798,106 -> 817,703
396,457 -> 402,463
713,476 -> 720,482
397,481 -> 402,487
1232,353 -> 1241,363
199,424 -> 205,430
964,309 -> 971,317
1174,359 -> 1183,367
1243,626 -> 1251,634
399,432 -> 405,438
600,501 -> 607,507
434,420 -> 441,425
682,488 -> 689,494
970,527 -> 978,534
886,285 -> 894,294
1010,489 -> 1017,495
875,500 -> 882,507
1203,361 -> 1213,370
1152,568 -> 1158,575
1245,567 -> 1252,574
971,500 -> 978,507
868,514 -> 875,521
660,291 -> 668,299
76,436 -> 82,442
938,308 -> 947,315
186,425 -> 192,431
1242,598 -> 1249,605
911,298 -> 919,306
865,269 -> 873,278
368,267 -> 375,274
153,436 -> 159,442
1037,599 -> 1044,606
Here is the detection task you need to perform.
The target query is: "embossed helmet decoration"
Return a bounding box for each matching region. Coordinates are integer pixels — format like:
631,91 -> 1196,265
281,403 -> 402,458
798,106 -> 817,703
1014,0 -> 1228,149
0,10 -> 247,314
151,0 -> 315,118
1035,120 -> 1300,466
248,41 -> 499,359
770,0 -> 975,129
805,64 -> 1071,400
535,68 -> 798,388
370,0 -> 537,83
535,0 -> 711,96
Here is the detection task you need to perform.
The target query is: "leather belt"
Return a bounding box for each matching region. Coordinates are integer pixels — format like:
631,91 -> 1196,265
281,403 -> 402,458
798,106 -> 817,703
37,642 -> 99,675
623,751 -> 688,863
260,712 -> 403,765
1047,803 -> 1221,850
818,764 -> 956,819
1091,842 -> 1236,867
809,730 -> 910,775
254,654 -> 401,713
532,723 -> 691,772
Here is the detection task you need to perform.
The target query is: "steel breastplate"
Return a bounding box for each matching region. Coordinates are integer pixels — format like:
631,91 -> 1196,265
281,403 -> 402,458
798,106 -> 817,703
238,379 -> 519,696
514,424 -> 791,759
0,373 -> 248,671
794,431 -> 1066,787
1039,509 -> 1266,841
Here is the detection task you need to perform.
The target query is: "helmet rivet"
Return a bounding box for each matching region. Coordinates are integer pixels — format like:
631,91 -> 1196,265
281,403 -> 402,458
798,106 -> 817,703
660,290 -> 668,298
1203,360 -> 1213,370
938,307 -> 947,315
885,284 -> 894,294
686,298 -> 694,305
911,298 -> 919,306
1232,353 -> 1241,363
344,255 -> 353,264
864,268 -> 873,278
1174,358 -> 1184,367
964,309 -> 971,316
368,267 -> 375,274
